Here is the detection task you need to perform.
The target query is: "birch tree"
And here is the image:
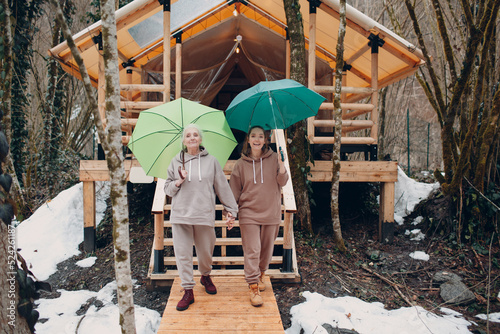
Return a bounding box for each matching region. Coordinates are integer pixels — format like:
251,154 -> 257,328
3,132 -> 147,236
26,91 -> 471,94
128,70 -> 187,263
331,0 -> 347,252
50,0 -> 136,332
283,0 -> 314,234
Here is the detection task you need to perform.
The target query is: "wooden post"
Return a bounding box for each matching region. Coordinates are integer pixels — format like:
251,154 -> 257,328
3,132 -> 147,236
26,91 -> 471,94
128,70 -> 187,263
379,182 -> 395,243
282,211 -> 294,272
83,181 -> 96,252
307,1 -> 318,142
285,28 -> 290,79
163,0 -> 171,102
175,32 -> 182,99
369,34 -> 384,147
153,213 -> 165,273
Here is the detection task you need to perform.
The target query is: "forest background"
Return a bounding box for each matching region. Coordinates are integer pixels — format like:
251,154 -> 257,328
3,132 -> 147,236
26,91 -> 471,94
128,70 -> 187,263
1,0 -> 500,290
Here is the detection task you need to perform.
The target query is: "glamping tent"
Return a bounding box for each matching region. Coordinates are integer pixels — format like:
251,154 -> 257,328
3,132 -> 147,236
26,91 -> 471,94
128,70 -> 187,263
50,0 -> 425,286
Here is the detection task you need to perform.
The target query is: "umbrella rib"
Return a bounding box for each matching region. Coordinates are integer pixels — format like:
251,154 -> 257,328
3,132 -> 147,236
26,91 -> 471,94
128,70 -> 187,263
202,130 -> 238,143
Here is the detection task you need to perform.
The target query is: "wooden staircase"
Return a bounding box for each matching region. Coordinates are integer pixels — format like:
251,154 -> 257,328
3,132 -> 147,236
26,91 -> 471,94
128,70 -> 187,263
146,130 -> 300,289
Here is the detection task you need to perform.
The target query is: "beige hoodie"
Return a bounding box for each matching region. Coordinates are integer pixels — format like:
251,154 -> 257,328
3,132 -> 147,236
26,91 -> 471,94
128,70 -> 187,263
229,149 -> 288,225
164,148 -> 238,226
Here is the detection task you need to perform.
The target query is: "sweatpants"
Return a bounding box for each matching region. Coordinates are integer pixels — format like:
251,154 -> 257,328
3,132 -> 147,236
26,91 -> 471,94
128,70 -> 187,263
240,224 -> 280,285
172,224 -> 216,289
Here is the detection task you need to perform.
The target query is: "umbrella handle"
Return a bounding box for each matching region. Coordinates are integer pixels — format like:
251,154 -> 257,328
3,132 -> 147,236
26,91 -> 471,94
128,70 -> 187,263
279,146 -> 285,162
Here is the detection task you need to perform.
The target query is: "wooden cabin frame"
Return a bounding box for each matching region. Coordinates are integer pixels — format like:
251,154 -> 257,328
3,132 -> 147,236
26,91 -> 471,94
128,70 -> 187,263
50,0 -> 425,287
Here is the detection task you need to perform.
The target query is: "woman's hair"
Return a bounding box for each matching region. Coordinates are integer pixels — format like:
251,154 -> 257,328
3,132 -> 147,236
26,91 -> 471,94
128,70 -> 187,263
241,125 -> 270,157
181,124 -> 203,152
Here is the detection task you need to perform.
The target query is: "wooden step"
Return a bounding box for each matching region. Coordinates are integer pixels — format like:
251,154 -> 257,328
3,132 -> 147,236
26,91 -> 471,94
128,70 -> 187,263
163,237 -> 285,247
150,268 -> 298,282
163,256 -> 282,266
157,276 -> 284,333
163,221 -> 285,228
163,204 -> 285,212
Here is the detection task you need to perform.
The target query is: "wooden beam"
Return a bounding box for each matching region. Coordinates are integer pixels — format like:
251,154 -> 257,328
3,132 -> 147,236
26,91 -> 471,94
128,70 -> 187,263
307,9 -> 317,141
119,101 -> 162,109
310,136 -> 376,145
120,84 -> 166,92
163,7 -> 171,102
175,34 -> 182,99
307,160 -> 398,182
371,48 -> 379,143
79,159 -> 141,181
314,85 -> 374,94
319,102 -> 374,111
346,43 -> 370,64
313,119 -> 373,127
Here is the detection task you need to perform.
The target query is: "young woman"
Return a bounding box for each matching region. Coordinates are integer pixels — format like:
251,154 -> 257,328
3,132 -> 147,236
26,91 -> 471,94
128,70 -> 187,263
229,126 -> 288,307
164,124 -> 237,311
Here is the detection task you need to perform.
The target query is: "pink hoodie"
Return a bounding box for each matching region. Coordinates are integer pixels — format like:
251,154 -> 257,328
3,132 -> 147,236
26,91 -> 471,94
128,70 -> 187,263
229,149 -> 288,225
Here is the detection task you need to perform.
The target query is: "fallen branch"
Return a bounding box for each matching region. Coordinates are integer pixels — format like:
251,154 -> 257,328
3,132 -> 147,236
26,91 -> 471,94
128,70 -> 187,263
361,264 -> 414,306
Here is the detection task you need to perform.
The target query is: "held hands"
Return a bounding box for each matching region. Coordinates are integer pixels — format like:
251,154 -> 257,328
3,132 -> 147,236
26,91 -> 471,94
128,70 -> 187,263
226,212 -> 236,230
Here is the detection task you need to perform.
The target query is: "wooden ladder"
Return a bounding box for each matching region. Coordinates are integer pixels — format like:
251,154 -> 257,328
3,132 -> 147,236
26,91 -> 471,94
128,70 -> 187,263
147,130 -> 300,288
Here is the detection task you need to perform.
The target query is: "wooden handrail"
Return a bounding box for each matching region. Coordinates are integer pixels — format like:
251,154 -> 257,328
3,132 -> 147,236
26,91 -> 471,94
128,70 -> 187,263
151,178 -> 166,213
273,129 -> 297,213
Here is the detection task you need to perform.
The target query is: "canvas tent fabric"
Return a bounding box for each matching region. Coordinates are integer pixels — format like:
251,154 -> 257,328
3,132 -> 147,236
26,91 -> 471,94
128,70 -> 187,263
49,0 -> 425,105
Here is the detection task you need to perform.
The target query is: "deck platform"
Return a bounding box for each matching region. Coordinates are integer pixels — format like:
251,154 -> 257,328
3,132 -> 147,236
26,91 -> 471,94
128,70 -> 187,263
157,276 -> 284,333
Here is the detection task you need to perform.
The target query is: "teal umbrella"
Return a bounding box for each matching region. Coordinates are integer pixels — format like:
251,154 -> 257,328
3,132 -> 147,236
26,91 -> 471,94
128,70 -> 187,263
225,79 -> 325,132
225,79 -> 325,159
128,98 -> 237,179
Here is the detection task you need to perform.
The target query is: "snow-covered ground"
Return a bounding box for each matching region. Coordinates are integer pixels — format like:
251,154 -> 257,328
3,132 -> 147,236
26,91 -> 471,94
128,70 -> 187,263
14,168 -> 497,333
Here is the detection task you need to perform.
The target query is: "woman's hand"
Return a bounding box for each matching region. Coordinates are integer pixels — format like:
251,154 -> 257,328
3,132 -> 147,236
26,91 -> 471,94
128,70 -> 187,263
175,167 -> 188,187
226,212 -> 235,230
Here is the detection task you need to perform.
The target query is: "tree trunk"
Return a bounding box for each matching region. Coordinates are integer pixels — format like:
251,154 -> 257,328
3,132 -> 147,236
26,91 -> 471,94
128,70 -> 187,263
331,0 -> 346,253
283,0 -> 313,234
0,0 -> 25,211
100,0 -> 136,331
51,0 -> 136,331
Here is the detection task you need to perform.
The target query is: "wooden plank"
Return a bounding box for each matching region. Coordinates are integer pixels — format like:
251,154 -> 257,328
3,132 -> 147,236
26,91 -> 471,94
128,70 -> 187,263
163,221 -> 285,228
307,161 -> 398,182
157,276 -> 284,333
163,237 -> 284,247
152,178 -> 167,213
82,181 -> 96,228
79,160 -> 141,181
163,256 -> 282,266
150,269 -> 298,281
310,136 -> 376,145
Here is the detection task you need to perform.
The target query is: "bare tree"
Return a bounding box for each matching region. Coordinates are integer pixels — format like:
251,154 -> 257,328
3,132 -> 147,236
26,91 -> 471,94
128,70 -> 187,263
50,0 -> 136,332
283,0 -> 314,234
331,0 -> 347,252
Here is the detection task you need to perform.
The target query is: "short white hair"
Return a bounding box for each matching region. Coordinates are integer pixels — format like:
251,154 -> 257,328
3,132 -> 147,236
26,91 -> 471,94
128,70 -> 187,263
181,124 -> 203,150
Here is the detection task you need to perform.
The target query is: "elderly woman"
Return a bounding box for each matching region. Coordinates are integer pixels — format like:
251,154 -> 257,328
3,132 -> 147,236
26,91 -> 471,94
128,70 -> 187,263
164,124 -> 237,311
229,125 -> 288,307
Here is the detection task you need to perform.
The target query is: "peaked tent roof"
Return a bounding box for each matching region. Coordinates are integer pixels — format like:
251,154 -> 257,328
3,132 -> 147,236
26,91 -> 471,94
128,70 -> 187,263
49,0 -> 424,104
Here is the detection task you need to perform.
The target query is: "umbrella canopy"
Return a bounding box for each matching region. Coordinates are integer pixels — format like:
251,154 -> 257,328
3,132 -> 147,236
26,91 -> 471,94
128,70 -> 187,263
225,79 -> 326,132
128,98 -> 237,179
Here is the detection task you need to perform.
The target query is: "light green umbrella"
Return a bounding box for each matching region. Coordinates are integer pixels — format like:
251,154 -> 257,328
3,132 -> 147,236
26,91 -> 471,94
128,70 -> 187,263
128,98 -> 237,179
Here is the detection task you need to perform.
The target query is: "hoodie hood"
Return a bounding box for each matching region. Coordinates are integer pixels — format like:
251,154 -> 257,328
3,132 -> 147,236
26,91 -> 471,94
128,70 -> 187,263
240,148 -> 274,184
174,147 -> 209,182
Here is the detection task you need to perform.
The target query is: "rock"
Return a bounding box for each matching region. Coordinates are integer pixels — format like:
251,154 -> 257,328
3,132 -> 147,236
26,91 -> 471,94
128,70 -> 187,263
440,280 -> 475,305
322,323 -> 359,334
434,271 -> 462,284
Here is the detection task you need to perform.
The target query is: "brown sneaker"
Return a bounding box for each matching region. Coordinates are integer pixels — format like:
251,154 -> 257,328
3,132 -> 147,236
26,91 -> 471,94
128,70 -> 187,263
258,272 -> 266,291
249,283 -> 263,307
176,289 -> 194,311
200,275 -> 217,295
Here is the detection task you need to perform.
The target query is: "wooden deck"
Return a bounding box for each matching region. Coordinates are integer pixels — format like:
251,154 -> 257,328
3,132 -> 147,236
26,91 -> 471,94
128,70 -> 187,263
157,276 -> 284,333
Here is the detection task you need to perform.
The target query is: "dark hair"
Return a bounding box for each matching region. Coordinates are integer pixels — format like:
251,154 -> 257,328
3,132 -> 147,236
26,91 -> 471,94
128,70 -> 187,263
241,126 -> 270,157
